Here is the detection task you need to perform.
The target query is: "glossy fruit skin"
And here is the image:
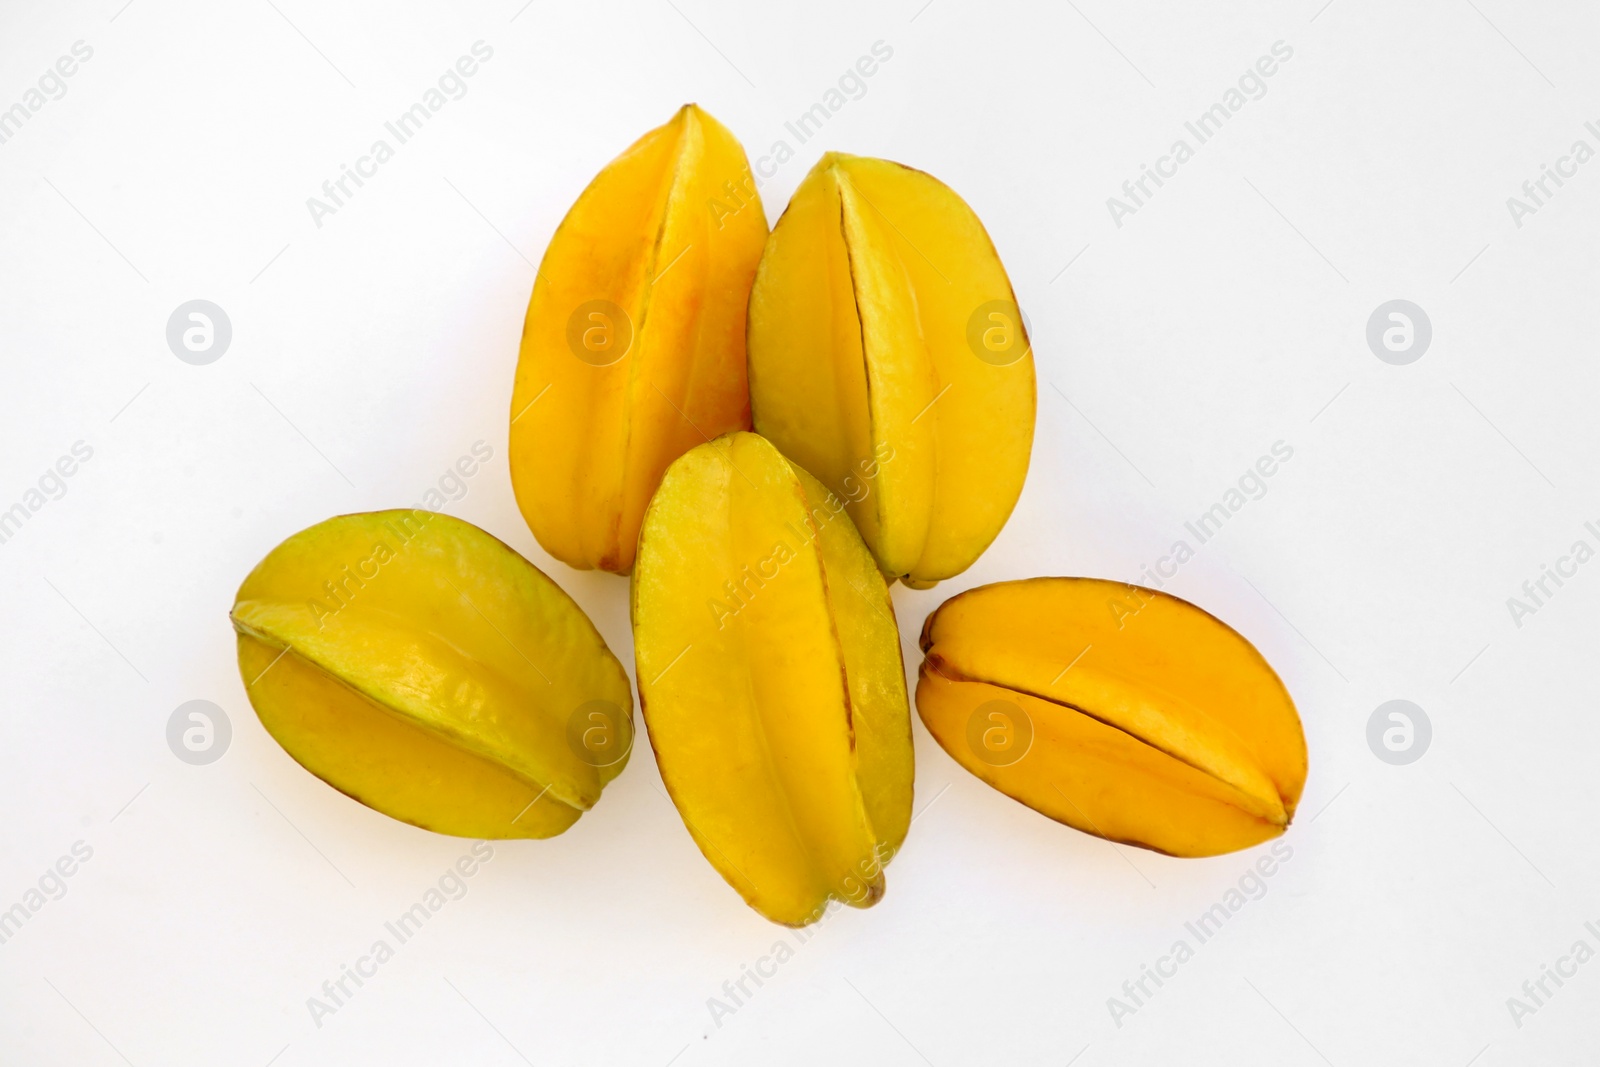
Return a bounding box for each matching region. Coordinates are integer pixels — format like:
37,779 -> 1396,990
632,432 -> 914,925
747,153 -> 1035,588
510,104 -> 768,575
231,510 -> 633,839
916,577 -> 1307,857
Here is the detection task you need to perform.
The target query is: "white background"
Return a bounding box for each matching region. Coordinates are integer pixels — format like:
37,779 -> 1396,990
2,0 -> 1598,1063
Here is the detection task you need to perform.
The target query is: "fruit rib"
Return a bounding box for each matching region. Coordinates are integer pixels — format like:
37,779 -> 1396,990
632,433 -> 912,924
916,577 -> 1307,856
789,463 -> 915,855
748,153 -> 1035,586
916,672 -> 1287,856
511,115 -> 677,570
238,635 -> 579,839
836,168 -> 940,577
744,162 -> 882,552
231,511 -> 632,839
835,156 -> 1035,583
510,104 -> 763,574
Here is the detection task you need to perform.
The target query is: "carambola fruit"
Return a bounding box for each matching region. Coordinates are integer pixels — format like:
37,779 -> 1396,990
509,103 -> 768,575
746,153 -> 1035,588
631,432 -> 914,924
916,577 -> 1307,856
230,510 -> 633,839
